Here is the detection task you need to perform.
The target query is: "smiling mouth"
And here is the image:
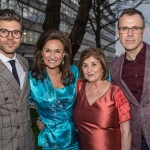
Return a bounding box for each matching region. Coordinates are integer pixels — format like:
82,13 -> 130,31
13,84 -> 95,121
126,39 -> 135,41
49,60 -> 57,63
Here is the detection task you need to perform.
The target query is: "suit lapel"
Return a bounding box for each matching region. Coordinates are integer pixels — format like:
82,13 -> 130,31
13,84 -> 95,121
16,55 -> 28,108
113,56 -> 139,106
141,44 -> 150,103
0,60 -> 21,95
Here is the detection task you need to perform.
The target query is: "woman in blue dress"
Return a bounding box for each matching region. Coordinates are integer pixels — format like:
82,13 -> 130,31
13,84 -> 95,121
29,29 -> 79,150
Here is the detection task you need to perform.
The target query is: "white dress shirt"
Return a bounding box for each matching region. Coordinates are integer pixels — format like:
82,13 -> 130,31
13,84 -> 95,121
0,53 -> 25,89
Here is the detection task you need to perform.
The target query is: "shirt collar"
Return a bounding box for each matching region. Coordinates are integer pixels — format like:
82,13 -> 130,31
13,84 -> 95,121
124,42 -> 146,61
139,42 -> 146,56
0,53 -> 17,64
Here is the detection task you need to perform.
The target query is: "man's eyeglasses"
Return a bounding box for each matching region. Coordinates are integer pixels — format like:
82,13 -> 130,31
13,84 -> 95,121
118,26 -> 144,34
0,29 -> 22,39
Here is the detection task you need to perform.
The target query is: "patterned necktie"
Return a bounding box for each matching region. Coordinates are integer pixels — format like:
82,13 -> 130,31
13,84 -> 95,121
8,60 -> 20,85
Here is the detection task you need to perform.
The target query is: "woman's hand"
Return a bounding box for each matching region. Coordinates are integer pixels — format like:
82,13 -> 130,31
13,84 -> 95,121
37,118 -> 44,130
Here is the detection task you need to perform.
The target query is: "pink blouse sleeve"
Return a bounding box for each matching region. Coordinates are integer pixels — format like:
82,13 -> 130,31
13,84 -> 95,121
114,86 -> 131,123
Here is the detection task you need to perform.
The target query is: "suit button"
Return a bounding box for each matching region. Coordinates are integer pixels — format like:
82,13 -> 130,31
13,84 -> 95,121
17,126 -> 20,129
5,97 -> 8,100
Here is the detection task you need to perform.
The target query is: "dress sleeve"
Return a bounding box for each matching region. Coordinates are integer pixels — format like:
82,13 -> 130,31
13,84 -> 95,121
113,86 -> 131,123
76,79 -> 83,94
28,71 -> 35,103
70,65 -> 79,81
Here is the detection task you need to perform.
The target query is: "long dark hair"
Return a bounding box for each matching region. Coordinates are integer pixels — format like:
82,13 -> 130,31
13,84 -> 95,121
32,29 -> 75,85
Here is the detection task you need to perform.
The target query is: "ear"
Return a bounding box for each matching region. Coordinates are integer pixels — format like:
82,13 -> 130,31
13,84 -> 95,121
116,28 -> 120,38
20,34 -> 23,41
63,51 -> 66,57
143,27 -> 146,37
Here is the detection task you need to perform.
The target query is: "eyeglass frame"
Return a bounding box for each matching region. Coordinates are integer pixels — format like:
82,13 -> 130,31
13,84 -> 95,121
118,26 -> 144,34
0,28 -> 22,39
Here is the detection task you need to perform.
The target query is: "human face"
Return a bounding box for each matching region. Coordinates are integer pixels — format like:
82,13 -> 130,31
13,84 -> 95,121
82,56 -> 103,83
0,20 -> 22,59
41,40 -> 65,70
117,14 -> 146,54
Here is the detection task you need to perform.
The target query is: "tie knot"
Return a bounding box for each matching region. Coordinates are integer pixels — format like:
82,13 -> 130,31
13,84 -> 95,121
9,60 -> 15,67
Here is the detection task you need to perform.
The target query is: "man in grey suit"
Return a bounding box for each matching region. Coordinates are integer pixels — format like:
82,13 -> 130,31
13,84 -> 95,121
0,9 -> 35,150
111,8 -> 150,150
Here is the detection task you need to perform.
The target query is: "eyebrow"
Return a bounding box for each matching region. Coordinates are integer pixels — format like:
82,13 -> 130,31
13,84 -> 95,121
83,61 -> 98,64
43,48 -> 63,50
91,61 -> 98,63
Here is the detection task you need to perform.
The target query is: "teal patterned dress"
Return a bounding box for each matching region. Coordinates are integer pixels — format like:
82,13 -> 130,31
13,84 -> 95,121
29,65 -> 79,150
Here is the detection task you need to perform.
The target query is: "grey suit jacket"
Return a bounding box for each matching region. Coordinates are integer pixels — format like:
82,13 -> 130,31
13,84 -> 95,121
0,54 -> 35,150
111,43 -> 150,150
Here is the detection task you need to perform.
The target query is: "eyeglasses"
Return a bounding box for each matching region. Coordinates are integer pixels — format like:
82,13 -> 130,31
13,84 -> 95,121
0,29 -> 22,39
118,26 -> 144,34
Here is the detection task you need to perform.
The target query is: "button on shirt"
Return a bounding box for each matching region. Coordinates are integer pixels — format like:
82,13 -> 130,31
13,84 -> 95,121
0,53 -> 25,89
121,43 -> 146,102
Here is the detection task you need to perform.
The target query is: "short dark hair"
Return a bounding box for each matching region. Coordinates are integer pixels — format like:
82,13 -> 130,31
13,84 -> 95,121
32,29 -> 75,85
118,8 -> 145,28
79,47 -> 109,82
0,9 -> 24,31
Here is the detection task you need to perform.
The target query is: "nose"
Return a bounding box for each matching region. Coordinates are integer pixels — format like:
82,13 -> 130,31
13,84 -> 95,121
7,31 -> 13,39
87,66 -> 92,72
127,28 -> 133,36
50,51 -> 55,59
